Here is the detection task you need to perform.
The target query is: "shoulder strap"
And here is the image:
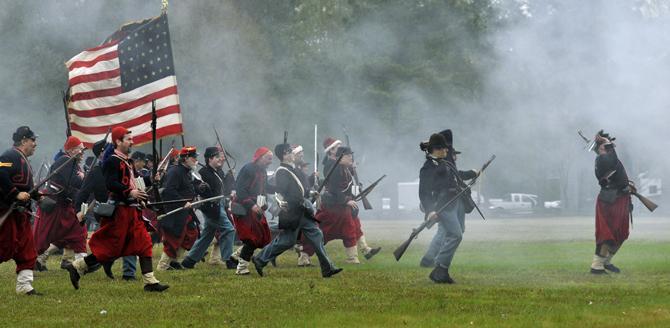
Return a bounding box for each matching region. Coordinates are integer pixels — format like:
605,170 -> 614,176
276,166 -> 305,197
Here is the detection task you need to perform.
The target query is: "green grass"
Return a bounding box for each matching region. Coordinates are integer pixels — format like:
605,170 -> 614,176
1,240 -> 670,327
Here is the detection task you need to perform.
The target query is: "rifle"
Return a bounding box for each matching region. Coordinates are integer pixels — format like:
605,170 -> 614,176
631,191 -> 658,212
147,198 -> 193,208
393,155 -> 496,261
156,195 -> 225,220
317,154 -> 344,195
353,174 -> 386,202
0,150 -> 83,228
342,125 -> 372,210
213,127 -> 236,175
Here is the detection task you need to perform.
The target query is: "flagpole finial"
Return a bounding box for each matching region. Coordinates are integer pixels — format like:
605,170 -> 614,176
161,0 -> 168,13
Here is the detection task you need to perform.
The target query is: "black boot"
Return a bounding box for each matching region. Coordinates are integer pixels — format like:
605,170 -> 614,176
590,268 -> 608,275
86,262 -> 102,274
64,263 -> 81,290
604,263 -> 620,273
102,262 -> 115,279
26,289 -> 43,296
34,261 -> 48,272
322,266 -> 343,278
169,261 -> 183,270
144,283 -> 170,292
251,256 -> 265,277
429,266 -> 455,284
181,257 -> 197,269
225,258 -> 238,270
60,259 -> 72,270
364,247 -> 382,260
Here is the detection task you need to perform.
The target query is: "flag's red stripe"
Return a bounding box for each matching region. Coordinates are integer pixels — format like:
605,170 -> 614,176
69,69 -> 120,87
68,85 -> 178,118
84,41 -> 119,52
81,124 -> 184,148
70,105 -> 181,134
68,51 -> 118,70
70,87 -> 123,102
132,124 -> 184,146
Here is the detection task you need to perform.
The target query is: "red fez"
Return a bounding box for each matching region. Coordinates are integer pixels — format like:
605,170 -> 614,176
63,136 -> 83,151
179,146 -> 198,157
252,146 -> 270,162
111,126 -> 130,142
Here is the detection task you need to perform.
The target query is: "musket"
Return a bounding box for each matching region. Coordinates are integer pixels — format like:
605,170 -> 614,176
213,127 -> 236,175
0,150 -> 84,228
317,153 -> 344,195
284,130 -> 288,145
156,195 -> 225,220
394,155 -> 496,261
147,198 -> 193,207
342,125 -> 372,210
353,174 -> 386,202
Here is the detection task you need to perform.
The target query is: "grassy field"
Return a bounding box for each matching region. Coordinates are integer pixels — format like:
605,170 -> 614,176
1,239 -> 670,327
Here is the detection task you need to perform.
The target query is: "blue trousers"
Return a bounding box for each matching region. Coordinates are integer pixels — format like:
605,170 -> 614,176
257,214 -> 335,272
185,205 -> 236,262
423,200 -> 465,269
122,256 -> 136,277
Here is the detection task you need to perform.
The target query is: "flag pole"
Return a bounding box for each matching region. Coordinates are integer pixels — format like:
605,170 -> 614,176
61,89 -> 72,137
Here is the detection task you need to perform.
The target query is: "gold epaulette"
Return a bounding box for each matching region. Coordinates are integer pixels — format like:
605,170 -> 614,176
0,162 -> 12,168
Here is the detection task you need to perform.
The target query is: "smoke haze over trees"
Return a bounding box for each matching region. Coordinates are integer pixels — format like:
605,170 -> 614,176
1,0 -> 668,213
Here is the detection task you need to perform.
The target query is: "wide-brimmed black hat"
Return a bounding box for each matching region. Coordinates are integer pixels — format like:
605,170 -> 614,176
428,133 -> 448,151
439,129 -> 453,146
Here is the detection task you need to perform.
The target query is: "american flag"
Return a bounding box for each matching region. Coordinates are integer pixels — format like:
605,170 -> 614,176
65,13 -> 183,147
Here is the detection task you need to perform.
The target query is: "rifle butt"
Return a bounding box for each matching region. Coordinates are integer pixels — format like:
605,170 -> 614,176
362,196 -> 373,210
634,192 -> 658,212
393,240 -> 411,261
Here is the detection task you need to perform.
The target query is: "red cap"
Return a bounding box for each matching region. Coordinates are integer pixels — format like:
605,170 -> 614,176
63,136 -> 83,151
111,126 -> 130,142
252,146 -> 270,162
179,146 -> 198,157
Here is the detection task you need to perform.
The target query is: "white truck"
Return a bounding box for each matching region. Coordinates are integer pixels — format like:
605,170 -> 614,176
488,193 -> 538,215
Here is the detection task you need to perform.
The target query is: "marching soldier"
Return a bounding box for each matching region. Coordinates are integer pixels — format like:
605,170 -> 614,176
420,129 -> 478,268
418,133 -> 463,283
230,147 -> 273,275
157,146 -> 203,271
0,126 -> 41,295
300,146 -> 362,264
252,143 -> 342,277
33,136 -> 87,271
65,127 -> 168,292
590,131 -> 632,274
181,146 -> 237,269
